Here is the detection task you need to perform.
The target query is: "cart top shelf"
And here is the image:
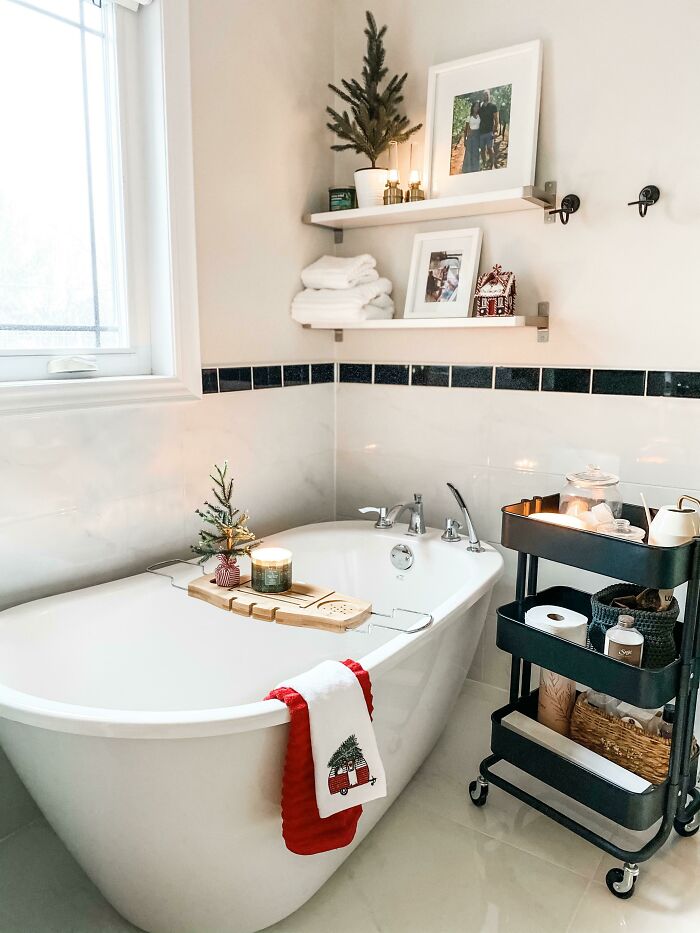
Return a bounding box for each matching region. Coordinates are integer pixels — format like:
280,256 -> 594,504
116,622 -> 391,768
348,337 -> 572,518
501,494 -> 697,588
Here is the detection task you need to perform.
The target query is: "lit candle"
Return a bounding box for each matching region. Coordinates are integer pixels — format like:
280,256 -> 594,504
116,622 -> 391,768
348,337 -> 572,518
250,547 -> 293,594
388,168 -> 400,184
409,168 -> 421,186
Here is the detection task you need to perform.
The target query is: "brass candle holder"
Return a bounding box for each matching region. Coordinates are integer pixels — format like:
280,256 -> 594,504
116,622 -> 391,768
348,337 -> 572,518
383,172 -> 404,205
405,171 -> 425,202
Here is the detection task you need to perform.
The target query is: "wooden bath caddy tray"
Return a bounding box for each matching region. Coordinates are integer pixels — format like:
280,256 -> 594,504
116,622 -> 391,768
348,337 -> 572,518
187,574 -> 372,633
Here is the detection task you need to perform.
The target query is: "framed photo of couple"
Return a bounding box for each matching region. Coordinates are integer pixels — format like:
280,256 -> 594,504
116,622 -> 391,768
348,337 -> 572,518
404,228 -> 482,320
423,40 -> 542,199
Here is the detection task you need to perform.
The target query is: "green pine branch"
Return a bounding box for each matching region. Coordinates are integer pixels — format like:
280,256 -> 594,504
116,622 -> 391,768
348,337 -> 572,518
191,462 -> 257,563
326,10 -> 421,167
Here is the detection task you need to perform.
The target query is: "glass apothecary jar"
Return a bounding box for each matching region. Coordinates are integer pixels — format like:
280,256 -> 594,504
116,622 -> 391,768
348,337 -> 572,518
560,465 -> 623,519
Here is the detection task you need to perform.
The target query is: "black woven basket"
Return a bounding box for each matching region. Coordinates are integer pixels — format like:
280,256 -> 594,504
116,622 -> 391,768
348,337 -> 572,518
589,584 -> 679,669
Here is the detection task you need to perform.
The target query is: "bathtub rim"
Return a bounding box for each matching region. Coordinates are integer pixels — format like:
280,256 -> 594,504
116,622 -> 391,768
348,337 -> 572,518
0,523 -> 502,739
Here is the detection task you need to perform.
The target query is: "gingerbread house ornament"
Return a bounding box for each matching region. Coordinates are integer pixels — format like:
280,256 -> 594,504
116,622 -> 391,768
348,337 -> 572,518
473,264 -> 516,317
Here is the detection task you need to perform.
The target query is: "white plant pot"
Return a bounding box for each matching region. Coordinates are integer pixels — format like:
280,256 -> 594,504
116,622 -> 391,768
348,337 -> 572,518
354,168 -> 388,208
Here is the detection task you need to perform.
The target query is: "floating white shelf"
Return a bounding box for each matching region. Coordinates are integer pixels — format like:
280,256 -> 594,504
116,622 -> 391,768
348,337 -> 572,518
304,185 -> 555,233
301,306 -> 550,342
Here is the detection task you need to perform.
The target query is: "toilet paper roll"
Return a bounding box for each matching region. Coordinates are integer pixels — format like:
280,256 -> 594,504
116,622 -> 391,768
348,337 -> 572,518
524,605 -> 589,736
524,605 -> 588,646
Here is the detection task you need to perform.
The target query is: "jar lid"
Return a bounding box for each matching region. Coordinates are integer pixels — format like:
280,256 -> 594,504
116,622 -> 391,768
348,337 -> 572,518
565,464 -> 620,488
617,614 -> 637,628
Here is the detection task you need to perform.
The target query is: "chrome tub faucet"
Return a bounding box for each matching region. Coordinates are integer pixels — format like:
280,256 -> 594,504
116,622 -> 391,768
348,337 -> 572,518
446,483 -> 484,552
359,493 -> 426,535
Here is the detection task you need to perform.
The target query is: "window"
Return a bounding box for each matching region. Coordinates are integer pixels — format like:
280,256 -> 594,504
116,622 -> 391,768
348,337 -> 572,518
0,0 -> 200,410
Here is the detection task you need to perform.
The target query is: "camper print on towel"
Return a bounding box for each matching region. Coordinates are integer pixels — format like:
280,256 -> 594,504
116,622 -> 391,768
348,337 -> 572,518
327,734 -> 377,797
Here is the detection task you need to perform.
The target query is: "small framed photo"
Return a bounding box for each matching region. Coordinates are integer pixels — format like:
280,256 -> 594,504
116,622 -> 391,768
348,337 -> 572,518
423,40 -> 542,199
404,228 -> 483,320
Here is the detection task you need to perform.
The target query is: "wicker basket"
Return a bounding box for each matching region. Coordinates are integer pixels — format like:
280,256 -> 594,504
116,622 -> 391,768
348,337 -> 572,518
569,694 -> 696,785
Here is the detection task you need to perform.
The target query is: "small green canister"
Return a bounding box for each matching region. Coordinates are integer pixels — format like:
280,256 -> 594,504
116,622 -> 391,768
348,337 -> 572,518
250,547 -> 292,594
328,186 -> 357,211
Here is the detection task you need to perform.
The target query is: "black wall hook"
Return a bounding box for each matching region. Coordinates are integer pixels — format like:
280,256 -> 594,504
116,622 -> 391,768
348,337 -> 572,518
628,185 -> 660,218
548,193 -> 580,225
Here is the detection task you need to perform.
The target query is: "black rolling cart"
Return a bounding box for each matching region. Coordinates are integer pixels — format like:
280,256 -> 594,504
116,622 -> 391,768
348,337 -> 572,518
469,494 -> 700,898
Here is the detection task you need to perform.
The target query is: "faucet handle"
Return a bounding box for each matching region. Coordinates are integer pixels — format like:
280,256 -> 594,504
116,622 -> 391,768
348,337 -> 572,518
441,518 -> 462,542
358,506 -> 393,529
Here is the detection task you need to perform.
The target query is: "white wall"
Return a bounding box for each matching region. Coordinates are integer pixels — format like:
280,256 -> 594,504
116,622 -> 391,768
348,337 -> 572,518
190,0 -> 335,364
331,0 -> 700,687
332,0 -> 700,365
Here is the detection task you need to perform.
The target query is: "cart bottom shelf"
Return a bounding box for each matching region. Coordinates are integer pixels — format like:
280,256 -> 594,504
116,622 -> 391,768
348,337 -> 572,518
490,691 -> 697,831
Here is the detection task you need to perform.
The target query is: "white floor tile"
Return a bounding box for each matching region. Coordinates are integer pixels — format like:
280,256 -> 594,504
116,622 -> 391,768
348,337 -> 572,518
0,821 -> 138,933
2,678 -> 699,933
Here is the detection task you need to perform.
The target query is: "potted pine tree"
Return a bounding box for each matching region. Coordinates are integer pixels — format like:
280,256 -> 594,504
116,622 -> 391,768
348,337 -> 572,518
327,11 -> 422,208
192,462 -> 257,587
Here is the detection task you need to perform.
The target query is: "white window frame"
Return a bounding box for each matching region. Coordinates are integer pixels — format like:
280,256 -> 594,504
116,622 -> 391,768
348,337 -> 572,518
0,0 -> 201,415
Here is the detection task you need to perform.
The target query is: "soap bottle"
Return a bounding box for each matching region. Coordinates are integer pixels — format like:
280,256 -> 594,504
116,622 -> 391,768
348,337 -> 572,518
660,703 -> 675,739
604,614 -> 644,667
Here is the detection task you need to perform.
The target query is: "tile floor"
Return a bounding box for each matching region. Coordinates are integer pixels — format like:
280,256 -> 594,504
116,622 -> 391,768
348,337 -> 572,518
1,680 -> 699,932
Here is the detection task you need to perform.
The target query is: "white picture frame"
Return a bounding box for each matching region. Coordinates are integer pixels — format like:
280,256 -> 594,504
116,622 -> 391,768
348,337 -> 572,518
423,40 -> 542,200
404,228 -> 483,320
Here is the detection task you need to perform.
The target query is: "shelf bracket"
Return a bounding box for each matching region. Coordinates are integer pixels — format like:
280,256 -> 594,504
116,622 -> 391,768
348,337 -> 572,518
543,181 -> 557,225
537,301 -> 550,342
334,329 -> 344,343
333,228 -> 343,245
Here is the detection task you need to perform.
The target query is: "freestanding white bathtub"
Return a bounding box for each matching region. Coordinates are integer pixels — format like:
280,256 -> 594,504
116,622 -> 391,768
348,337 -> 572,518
0,521 -> 502,933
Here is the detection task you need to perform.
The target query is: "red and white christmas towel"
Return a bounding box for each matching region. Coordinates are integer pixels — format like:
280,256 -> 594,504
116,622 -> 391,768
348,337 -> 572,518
265,659 -> 387,855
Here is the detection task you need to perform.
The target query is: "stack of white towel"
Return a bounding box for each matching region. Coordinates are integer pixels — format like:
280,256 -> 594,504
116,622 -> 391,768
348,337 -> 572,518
291,255 -> 395,325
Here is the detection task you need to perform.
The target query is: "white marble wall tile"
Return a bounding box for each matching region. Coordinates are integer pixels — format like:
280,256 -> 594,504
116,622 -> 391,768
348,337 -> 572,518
0,387 -> 336,612
336,383 -> 699,690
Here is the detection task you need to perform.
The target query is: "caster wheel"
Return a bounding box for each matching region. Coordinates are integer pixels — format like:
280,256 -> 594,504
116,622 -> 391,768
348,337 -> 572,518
605,867 -> 637,899
468,779 -> 489,807
674,816 -> 700,838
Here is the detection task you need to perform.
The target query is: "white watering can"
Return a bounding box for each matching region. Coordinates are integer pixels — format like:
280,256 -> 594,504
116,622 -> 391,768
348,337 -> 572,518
649,496 -> 700,547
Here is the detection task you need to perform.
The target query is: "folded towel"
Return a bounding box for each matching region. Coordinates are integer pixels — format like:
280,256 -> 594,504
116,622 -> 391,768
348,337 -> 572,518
292,296 -> 394,325
293,278 -> 393,310
301,254 -> 378,290
265,659 -> 379,855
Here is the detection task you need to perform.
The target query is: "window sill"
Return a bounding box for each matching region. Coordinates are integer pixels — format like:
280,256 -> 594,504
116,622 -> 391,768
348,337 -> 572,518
0,373 -> 201,416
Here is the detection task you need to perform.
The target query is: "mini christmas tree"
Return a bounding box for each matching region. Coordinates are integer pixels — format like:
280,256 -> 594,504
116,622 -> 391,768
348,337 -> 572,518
326,11 -> 422,168
328,734 -> 364,771
192,463 -> 256,575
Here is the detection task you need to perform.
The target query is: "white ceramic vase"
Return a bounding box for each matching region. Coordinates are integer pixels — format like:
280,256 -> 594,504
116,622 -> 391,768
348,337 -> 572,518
354,167 -> 388,208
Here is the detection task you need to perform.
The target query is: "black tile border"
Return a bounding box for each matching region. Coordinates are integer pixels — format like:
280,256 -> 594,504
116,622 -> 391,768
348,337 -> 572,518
283,364 -> 310,387
311,363 -> 335,384
339,363 -> 373,384
375,363 -> 409,386
219,366 -> 251,392
253,365 -> 282,390
452,366 -> 493,389
412,364 -> 450,387
495,367 -> 540,391
592,369 -> 645,397
201,368 -> 219,394
201,364 -> 700,400
541,367 -> 591,394
647,371 -> 700,399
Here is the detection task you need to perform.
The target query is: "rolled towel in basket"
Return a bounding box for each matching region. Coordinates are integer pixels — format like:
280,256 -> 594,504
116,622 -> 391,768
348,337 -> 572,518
301,254 -> 378,290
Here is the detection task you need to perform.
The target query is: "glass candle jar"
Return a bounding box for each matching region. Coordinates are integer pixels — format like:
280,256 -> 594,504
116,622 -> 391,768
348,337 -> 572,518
250,547 -> 292,594
560,465 -> 623,519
